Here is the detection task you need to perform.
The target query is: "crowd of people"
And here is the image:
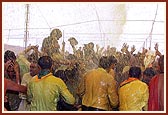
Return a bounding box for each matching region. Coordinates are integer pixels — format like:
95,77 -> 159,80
3,28 -> 165,111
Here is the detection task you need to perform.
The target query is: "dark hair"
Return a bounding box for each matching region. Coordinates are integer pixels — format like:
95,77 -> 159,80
99,55 -> 117,69
108,55 -> 117,65
38,56 -> 53,69
143,67 -> 156,77
99,56 -> 110,69
129,66 -> 141,79
4,50 -> 16,63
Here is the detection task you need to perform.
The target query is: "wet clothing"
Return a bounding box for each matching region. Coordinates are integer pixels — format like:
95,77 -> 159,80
20,73 -> 33,86
27,73 -> 75,111
109,69 -> 115,78
82,68 -> 119,111
42,36 -> 60,56
119,77 -> 149,111
5,76 -> 21,111
148,74 -> 164,111
18,73 -> 32,111
16,53 -> 30,81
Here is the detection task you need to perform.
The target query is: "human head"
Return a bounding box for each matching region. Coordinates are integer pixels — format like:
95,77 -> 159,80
129,66 -> 141,79
50,28 -> 62,40
142,67 -> 156,85
68,37 -> 78,46
4,50 -> 16,63
99,56 -> 110,69
108,55 -> 117,69
30,61 -> 40,76
38,56 -> 53,70
88,42 -> 94,49
99,55 -> 118,70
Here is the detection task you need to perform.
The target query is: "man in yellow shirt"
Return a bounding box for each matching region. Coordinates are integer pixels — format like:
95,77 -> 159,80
27,56 -> 75,111
79,56 -> 119,111
119,66 -> 149,111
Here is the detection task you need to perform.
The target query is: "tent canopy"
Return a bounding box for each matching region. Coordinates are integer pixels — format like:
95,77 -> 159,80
3,2 -> 165,53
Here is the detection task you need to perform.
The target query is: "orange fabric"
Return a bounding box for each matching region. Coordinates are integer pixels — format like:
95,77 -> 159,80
120,77 -> 138,87
33,73 -> 52,82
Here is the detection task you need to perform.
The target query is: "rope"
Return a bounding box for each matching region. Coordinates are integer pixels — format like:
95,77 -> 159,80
149,4 -> 158,49
142,4 -> 159,49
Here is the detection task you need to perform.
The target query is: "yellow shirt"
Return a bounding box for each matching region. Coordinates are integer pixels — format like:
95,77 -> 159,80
27,73 -> 75,111
16,53 -> 30,80
82,68 -> 119,110
119,78 -> 149,111
18,72 -> 32,111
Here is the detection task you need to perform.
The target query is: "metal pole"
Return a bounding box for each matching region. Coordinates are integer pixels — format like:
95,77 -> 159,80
25,4 -> 29,50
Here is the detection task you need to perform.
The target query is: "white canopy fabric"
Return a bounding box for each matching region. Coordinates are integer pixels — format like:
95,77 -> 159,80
2,2 -> 165,53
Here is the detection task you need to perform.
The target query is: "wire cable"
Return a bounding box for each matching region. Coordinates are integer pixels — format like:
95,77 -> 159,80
35,4 -> 52,30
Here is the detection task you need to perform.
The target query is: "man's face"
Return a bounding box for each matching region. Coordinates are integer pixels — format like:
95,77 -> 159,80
7,64 -> 15,77
30,63 -> 40,77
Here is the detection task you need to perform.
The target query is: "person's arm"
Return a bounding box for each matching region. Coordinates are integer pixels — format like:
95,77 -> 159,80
59,79 -> 75,105
76,74 -> 86,98
5,78 -> 27,93
155,50 -> 162,57
31,45 -> 42,58
142,83 -> 149,111
13,61 -> 21,84
108,75 -> 119,108
154,43 -> 162,57
26,80 -> 33,104
61,40 -> 65,56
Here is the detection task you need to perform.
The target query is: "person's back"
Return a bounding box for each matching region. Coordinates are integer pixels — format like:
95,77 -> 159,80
28,74 -> 75,111
27,56 -> 75,111
82,56 -> 118,111
119,66 -> 149,111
